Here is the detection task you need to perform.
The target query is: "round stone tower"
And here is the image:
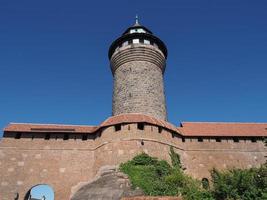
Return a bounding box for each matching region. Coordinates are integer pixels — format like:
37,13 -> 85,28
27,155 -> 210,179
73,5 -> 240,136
108,18 -> 168,120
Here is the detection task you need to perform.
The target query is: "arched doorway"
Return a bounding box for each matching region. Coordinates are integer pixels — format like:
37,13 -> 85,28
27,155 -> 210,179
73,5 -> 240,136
24,184 -> 54,200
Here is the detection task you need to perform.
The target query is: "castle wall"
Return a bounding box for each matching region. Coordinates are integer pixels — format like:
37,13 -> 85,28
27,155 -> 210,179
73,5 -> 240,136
0,123 -> 266,199
111,44 -> 167,120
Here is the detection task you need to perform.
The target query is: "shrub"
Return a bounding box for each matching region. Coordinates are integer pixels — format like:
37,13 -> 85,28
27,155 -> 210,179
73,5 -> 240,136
211,165 -> 267,200
120,148 -> 266,200
120,149 -> 214,199
169,146 -> 182,169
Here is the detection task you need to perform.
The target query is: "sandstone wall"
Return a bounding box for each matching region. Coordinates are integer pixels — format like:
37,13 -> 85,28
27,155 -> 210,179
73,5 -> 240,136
0,123 -> 266,199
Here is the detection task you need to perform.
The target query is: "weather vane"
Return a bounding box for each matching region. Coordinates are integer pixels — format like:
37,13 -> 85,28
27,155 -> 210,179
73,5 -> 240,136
135,14 -> 139,24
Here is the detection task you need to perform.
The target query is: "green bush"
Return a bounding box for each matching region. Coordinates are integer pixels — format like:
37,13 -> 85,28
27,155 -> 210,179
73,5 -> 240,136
120,148 -> 266,200
169,146 -> 182,169
211,166 -> 267,200
120,149 -> 214,199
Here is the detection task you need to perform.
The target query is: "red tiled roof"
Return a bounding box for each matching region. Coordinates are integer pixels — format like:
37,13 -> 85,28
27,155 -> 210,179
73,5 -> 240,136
100,114 -> 178,132
179,122 -> 267,137
3,114 -> 178,134
3,114 -> 267,137
4,123 -> 97,133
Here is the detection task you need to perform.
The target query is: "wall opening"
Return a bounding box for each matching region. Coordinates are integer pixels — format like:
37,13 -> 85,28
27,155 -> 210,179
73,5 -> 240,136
198,138 -> 203,142
158,126 -> 162,133
137,123 -> 144,130
114,124 -> 121,132
63,133 -> 69,140
15,133 -> 21,139
251,137 -> 257,143
201,178 -> 209,189
24,184 -> 54,200
233,138 -> 239,143
45,133 -> 50,140
82,134 -> 87,141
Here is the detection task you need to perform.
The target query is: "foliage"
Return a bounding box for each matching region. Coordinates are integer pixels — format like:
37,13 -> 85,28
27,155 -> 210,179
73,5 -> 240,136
169,146 -> 182,169
120,149 -> 214,200
211,166 -> 267,200
120,148 -> 267,200
202,178 -> 210,190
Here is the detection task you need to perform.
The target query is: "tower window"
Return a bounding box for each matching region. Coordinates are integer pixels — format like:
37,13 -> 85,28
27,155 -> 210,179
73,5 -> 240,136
130,29 -> 136,33
158,127 -> 162,133
114,124 -> 121,132
182,138 -> 185,142
198,138 -> 203,142
122,41 -> 128,46
137,28 -> 146,33
133,39 -> 139,44
144,39 -> 150,44
137,123 -> 144,130
216,138 -> 221,142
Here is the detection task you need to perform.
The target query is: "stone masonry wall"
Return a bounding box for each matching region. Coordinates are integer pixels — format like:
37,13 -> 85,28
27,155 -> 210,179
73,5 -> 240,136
110,44 -> 167,120
0,123 -> 266,199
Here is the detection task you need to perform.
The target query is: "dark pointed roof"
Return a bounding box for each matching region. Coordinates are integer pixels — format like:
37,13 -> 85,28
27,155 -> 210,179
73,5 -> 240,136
122,21 -> 153,35
108,20 -> 167,59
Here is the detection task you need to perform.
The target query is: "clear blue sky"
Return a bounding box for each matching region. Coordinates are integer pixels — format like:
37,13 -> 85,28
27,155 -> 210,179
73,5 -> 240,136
1,0 -> 267,136
31,184 -> 54,200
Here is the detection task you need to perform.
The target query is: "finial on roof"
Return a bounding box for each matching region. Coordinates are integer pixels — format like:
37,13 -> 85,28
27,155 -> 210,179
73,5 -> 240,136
135,14 -> 139,25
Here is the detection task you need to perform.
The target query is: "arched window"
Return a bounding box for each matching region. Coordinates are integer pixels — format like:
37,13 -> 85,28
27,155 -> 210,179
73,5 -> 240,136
24,184 -> 54,200
201,178 -> 209,189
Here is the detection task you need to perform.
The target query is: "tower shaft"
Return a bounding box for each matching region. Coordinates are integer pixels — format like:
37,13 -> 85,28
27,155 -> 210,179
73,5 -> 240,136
111,44 -> 167,120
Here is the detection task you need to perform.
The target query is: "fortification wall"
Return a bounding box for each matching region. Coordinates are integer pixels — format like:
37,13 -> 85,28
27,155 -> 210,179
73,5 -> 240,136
0,123 -> 265,199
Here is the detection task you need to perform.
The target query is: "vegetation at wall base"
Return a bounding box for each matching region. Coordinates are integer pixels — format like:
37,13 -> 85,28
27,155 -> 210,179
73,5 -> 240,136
120,147 -> 267,200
